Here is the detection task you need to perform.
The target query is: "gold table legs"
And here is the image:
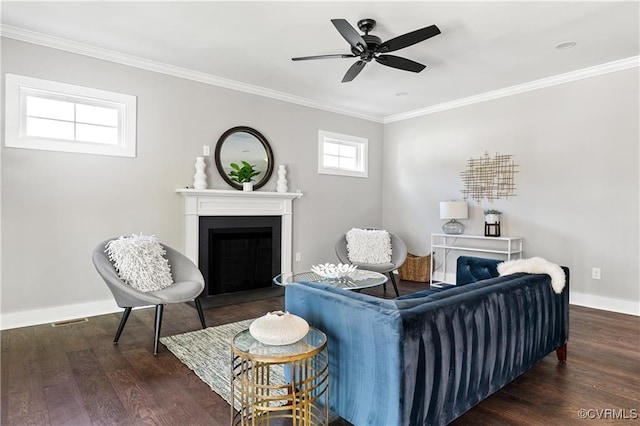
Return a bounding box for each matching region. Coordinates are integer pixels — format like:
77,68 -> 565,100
231,346 -> 329,425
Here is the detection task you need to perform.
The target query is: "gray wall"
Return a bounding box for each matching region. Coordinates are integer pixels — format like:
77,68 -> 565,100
382,67 -> 639,315
3,37 -> 638,326
1,38 -> 384,327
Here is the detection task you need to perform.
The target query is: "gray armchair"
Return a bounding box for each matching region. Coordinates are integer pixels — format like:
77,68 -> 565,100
335,231 -> 407,297
92,238 -> 206,355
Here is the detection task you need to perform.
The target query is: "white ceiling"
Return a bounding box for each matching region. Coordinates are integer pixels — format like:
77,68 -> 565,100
2,1 -> 639,121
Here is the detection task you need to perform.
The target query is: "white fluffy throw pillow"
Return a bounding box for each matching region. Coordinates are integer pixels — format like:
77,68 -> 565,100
346,228 -> 392,264
105,234 -> 173,292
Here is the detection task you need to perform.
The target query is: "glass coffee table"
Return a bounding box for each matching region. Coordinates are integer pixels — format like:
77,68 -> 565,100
274,270 -> 388,291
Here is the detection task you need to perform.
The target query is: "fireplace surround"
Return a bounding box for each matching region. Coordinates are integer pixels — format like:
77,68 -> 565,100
176,188 -> 303,305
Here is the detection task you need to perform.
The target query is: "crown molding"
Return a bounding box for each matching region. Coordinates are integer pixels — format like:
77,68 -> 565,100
3,25 -> 637,126
384,56 -> 640,123
0,25 -> 384,124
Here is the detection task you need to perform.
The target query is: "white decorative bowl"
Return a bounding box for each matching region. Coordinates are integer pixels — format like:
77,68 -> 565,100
249,311 -> 309,346
310,263 -> 357,279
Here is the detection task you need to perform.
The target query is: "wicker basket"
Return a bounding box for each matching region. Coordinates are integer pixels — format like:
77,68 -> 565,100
398,253 -> 431,282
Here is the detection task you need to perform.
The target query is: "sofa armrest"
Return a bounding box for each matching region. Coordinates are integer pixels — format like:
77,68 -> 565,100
285,282 -> 405,425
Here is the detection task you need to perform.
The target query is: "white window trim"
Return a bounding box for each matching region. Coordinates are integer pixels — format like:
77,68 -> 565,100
317,130 -> 368,178
5,73 -> 137,157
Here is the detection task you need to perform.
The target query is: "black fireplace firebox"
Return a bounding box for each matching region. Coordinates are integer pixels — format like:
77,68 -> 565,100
198,216 -> 282,306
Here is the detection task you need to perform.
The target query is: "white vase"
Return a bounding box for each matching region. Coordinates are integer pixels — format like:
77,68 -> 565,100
276,164 -> 288,193
193,157 -> 207,189
242,182 -> 253,192
249,311 -> 309,345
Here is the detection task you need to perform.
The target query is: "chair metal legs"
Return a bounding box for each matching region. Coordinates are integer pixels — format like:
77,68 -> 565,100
154,302 -> 203,355
153,304 -> 164,355
388,272 -> 400,297
153,301 -> 205,355
114,307 -> 132,344
114,302 -> 205,356
194,298 -> 207,329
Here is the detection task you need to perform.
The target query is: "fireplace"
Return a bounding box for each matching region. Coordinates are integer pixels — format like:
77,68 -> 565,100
176,188 -> 303,307
199,216 -> 281,297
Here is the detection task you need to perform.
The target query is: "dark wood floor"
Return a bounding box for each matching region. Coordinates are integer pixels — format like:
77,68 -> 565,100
2,280 -> 639,425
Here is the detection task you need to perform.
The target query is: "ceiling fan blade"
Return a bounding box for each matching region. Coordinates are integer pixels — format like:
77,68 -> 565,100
342,60 -> 366,83
375,55 -> 426,73
331,19 -> 367,53
379,25 -> 441,53
292,54 -> 357,61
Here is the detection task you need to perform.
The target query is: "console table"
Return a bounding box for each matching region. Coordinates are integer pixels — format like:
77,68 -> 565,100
430,234 -> 524,285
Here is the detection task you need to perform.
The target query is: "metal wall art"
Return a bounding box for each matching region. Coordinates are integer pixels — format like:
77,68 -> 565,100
460,152 -> 518,203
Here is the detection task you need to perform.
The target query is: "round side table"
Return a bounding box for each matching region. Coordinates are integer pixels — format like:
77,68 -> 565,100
231,327 -> 329,425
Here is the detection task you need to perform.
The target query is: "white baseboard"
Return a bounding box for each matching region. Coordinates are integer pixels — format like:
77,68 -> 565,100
2,290 -> 636,330
0,298 -> 122,330
570,291 -> 640,317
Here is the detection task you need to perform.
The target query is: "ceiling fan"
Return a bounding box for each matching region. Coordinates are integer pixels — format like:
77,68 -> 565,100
292,18 -> 441,83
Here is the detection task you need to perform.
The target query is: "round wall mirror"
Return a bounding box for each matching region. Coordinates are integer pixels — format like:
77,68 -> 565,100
214,126 -> 274,190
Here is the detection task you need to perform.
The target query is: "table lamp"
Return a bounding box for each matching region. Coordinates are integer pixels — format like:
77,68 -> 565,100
440,201 -> 468,234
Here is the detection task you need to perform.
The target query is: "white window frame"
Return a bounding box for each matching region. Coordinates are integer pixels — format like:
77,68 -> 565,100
317,130 -> 368,178
5,73 -> 137,157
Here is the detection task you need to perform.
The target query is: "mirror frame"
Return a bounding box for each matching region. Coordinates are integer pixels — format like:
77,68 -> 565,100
214,126 -> 274,190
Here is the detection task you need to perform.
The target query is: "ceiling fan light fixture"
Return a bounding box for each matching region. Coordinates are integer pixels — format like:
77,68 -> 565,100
555,41 -> 577,50
292,18 -> 440,82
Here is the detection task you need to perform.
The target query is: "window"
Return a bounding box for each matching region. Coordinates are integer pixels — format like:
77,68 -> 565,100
5,74 -> 137,157
318,130 -> 368,178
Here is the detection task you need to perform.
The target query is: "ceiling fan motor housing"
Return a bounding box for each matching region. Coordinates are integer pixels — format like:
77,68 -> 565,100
351,34 -> 382,59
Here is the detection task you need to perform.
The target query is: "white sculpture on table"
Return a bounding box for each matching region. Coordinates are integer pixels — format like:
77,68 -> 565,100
249,311 -> 309,345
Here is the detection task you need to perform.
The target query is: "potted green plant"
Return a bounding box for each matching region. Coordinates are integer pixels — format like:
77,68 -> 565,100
483,209 -> 502,224
228,161 -> 261,191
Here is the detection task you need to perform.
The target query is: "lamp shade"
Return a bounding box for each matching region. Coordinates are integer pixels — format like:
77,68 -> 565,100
440,201 -> 468,220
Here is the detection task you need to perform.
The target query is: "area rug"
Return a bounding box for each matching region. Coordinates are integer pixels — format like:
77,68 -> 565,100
160,318 -> 284,410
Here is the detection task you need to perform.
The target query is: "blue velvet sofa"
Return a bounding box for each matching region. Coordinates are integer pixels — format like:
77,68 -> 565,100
285,256 -> 569,425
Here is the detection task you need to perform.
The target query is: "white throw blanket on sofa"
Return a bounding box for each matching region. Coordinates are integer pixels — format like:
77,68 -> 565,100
498,257 -> 565,294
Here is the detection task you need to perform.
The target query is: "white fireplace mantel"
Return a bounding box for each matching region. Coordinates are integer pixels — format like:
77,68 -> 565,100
176,188 -> 303,275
